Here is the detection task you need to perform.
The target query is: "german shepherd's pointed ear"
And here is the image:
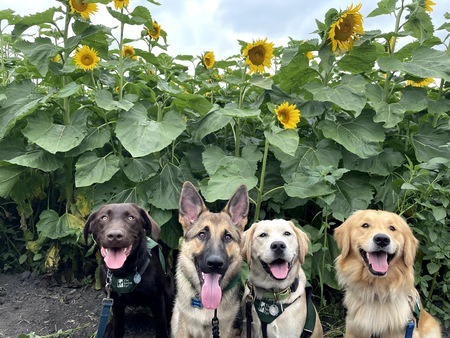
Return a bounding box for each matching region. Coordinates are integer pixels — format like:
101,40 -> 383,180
223,184 -> 249,230
179,181 -> 208,230
83,210 -> 98,245
139,207 -> 161,240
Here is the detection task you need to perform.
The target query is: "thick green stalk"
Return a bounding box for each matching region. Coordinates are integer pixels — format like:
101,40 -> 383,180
254,138 -> 269,222
0,22 -> 6,86
118,13 -> 125,101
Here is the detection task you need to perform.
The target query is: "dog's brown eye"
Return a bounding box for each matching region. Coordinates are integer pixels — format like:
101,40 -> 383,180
284,231 -> 291,236
362,223 -> 369,228
127,216 -> 135,221
389,225 -> 396,231
101,216 -> 108,221
259,233 -> 267,238
224,233 -> 233,242
197,231 -> 206,240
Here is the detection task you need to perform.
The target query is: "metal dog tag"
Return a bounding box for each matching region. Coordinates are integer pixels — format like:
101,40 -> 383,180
133,272 -> 142,284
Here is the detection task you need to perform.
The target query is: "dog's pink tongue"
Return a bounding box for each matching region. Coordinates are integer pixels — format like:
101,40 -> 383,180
269,261 -> 289,279
101,247 -> 127,270
368,251 -> 389,273
201,273 -> 222,309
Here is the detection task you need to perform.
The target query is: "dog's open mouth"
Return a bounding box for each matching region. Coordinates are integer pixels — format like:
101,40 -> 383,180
100,245 -> 132,270
195,263 -> 223,310
261,258 -> 291,280
360,248 -> 395,276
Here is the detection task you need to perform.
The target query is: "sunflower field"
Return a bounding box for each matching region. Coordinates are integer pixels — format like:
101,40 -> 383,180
0,0 -> 450,333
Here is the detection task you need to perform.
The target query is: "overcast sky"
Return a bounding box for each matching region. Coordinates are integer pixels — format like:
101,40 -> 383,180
0,0 -> 447,59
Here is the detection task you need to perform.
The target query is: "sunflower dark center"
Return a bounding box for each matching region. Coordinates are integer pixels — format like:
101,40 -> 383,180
335,15 -> 355,41
82,54 -> 94,66
248,45 -> 265,66
278,110 -> 288,123
72,0 -> 88,11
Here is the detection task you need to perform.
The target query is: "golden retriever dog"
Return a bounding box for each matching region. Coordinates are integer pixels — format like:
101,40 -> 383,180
241,219 -> 323,338
334,210 -> 441,338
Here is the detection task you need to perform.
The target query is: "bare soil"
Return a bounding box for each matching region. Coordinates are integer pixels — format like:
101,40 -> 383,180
0,272 -> 155,338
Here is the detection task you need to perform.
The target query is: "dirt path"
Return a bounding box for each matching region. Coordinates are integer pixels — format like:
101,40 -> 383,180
0,273 -> 155,337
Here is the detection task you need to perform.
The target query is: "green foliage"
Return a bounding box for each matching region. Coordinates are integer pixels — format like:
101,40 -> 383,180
0,0 -> 449,330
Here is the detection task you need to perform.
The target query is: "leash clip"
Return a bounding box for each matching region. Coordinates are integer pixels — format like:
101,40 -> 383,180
405,319 -> 415,338
105,269 -> 113,298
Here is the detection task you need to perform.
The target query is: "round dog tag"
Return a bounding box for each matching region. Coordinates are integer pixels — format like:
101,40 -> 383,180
269,304 -> 279,316
133,272 -> 141,284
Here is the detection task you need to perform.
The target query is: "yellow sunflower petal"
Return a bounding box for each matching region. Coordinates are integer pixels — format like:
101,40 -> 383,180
114,0 -> 130,10
424,0 -> 436,12
243,38 -> 274,74
74,45 -> 100,71
148,22 -> 161,40
122,45 -> 137,60
406,78 -> 434,87
328,3 -> 364,53
275,102 -> 301,129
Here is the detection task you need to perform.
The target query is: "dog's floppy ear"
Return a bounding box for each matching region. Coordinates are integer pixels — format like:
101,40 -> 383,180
139,207 -> 161,241
83,210 -> 98,245
241,222 -> 257,264
290,222 -> 309,265
179,181 -> 208,230
334,213 -> 355,260
223,184 -> 249,230
399,217 -> 418,268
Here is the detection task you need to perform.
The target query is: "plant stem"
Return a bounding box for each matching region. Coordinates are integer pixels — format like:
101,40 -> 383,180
254,138 -> 269,222
118,11 -> 125,102
0,21 -> 7,86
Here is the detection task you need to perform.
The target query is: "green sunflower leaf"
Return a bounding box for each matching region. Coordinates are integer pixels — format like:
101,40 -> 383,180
0,163 -> 23,198
94,89 -> 134,111
318,114 -> 385,159
338,42 -> 379,74
75,152 -> 121,187
343,148 -> 405,176
304,75 -> 367,115
403,10 -> 434,44
15,38 -> 59,77
412,123 -> 450,162
115,104 -> 186,157
22,109 -> 89,154
378,47 -> 450,82
36,210 -> 84,240
5,150 -> 63,172
122,155 -> 159,183
264,126 -> 299,157
192,109 -> 232,142
367,0 -> 397,17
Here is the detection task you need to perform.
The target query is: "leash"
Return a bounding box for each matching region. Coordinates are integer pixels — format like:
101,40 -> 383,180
212,309 -> 220,338
96,271 -> 114,338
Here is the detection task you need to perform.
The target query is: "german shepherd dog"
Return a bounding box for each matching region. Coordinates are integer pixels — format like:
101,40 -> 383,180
84,203 -> 174,338
171,181 -> 249,338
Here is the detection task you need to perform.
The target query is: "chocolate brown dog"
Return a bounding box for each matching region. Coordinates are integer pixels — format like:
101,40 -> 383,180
84,203 -> 174,338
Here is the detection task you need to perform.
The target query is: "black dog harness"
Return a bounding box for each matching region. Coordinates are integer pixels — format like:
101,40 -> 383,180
245,279 -> 316,338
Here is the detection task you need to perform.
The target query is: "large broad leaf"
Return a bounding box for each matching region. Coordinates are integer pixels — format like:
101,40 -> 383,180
367,0 -> 396,17
11,7 -> 58,37
403,10 -> 434,44
366,84 -> 406,128
343,148 -> 405,176
412,123 -> 450,162
192,109 -> 232,142
66,125 -> 111,157
37,210 -> 84,240
146,163 -> 189,210
284,173 -> 335,199
378,47 -> 450,82
6,150 -> 64,172
173,93 -> 213,115
15,38 -> 59,77
264,125 -> 299,157
116,104 -> 186,157
329,173 -> 374,221
274,139 -> 342,182
0,163 -> 23,198
218,107 -> 261,118
22,109 -> 89,154
94,89 -> 134,111
318,114 -> 385,159
201,145 -> 258,202
75,152 -> 121,187
338,42 -> 379,74
0,81 -> 50,140
123,155 -> 159,183
304,75 -> 367,115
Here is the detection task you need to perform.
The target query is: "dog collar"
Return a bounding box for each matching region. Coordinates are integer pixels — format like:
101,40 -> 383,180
248,277 -> 299,302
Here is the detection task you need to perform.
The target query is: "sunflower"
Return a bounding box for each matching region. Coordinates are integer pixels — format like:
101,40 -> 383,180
202,51 -> 215,69
305,51 -> 313,60
69,0 -> 98,19
51,54 -> 61,63
328,3 -> 364,52
243,38 -> 274,74
114,0 -> 129,10
147,21 -> 161,40
406,77 -> 434,87
122,45 -> 138,60
424,0 -> 436,12
74,45 -> 100,71
275,102 -> 301,129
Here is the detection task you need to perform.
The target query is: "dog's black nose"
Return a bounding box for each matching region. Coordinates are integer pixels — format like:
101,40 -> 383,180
373,233 -> 390,247
270,241 -> 286,254
206,255 -> 225,272
106,229 -> 124,242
